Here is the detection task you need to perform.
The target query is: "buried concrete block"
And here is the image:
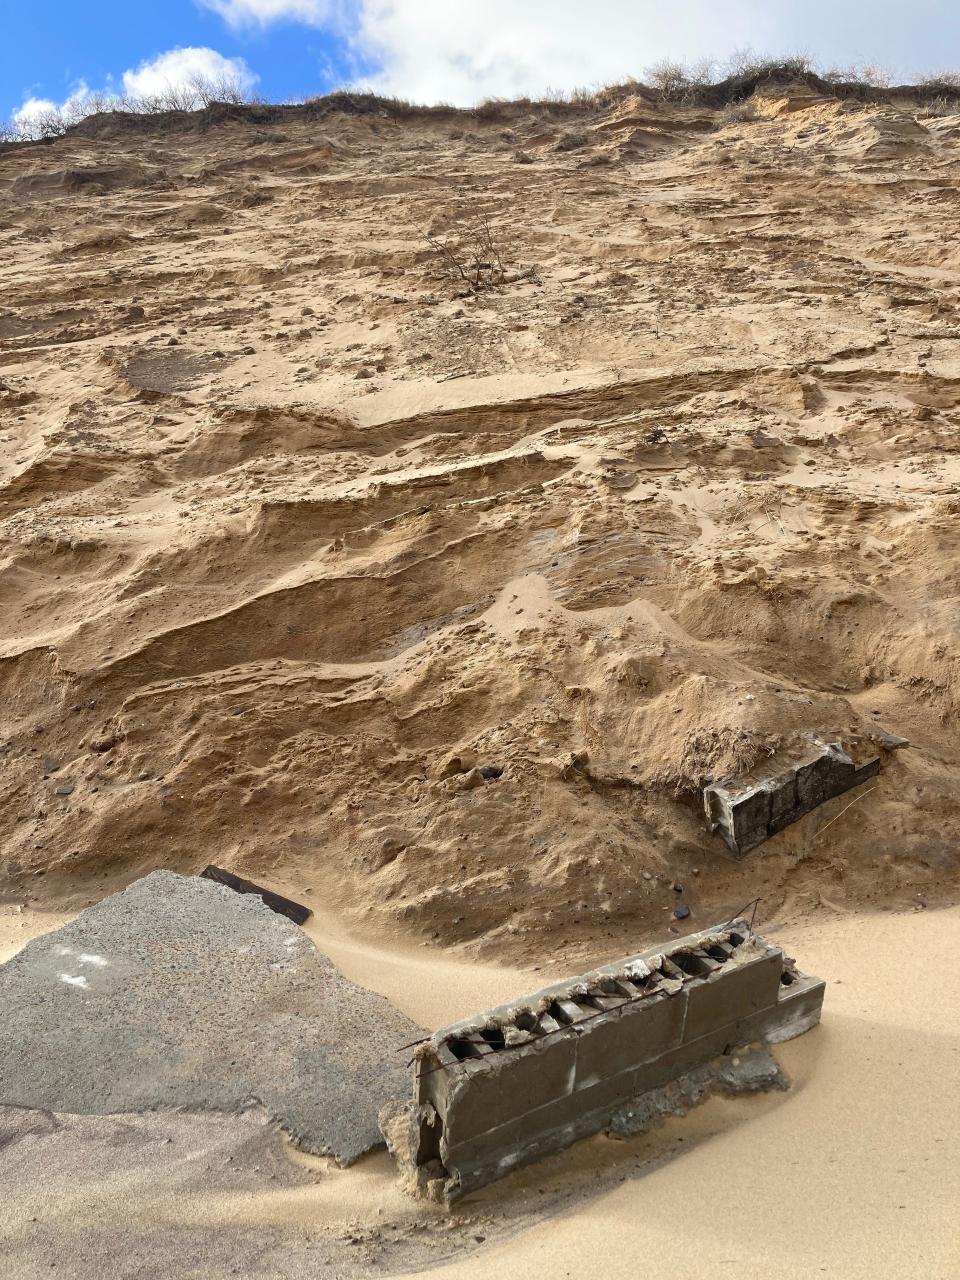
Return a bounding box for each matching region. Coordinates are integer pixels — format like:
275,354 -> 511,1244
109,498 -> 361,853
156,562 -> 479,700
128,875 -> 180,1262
382,920 -> 824,1202
703,739 -> 880,857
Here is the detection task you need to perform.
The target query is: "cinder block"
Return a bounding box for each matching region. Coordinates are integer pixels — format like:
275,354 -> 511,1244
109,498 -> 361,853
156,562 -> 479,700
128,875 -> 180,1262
682,949 -> 783,1042
705,740 -> 880,854
768,768 -> 798,825
752,972 -> 826,1044
573,991 -> 685,1088
440,1034 -> 576,1143
397,921 -> 824,1202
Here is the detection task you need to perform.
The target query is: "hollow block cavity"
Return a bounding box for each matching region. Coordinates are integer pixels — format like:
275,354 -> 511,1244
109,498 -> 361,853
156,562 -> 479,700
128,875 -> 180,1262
703,740 -> 880,857
392,920 -> 824,1202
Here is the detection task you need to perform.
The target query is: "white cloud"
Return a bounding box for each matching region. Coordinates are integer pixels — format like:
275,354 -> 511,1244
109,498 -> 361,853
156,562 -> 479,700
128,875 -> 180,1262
347,1 -> 780,105
197,0 -> 333,29
14,83 -> 90,129
121,47 -> 257,99
13,95 -> 59,126
10,83 -> 97,138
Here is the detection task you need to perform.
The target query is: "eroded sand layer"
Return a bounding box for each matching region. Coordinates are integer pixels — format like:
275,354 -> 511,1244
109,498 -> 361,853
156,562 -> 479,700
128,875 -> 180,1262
0,89 -> 959,961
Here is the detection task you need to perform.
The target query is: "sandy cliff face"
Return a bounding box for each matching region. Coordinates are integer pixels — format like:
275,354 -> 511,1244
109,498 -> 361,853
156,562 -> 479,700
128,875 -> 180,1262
1,86 -> 958,959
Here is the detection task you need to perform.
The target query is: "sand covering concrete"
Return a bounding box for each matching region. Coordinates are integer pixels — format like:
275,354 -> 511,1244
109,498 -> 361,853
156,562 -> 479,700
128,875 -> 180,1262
0,871 -> 423,1161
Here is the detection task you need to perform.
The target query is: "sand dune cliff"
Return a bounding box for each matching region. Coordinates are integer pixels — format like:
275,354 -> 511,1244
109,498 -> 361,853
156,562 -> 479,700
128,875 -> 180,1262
1,83 -> 959,960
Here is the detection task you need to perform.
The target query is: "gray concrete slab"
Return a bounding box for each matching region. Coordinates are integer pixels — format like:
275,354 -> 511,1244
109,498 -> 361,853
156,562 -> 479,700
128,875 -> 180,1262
0,871 -> 425,1163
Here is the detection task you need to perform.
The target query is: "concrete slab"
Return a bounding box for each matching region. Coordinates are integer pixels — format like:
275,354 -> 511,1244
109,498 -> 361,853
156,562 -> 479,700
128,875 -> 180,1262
0,871 -> 425,1163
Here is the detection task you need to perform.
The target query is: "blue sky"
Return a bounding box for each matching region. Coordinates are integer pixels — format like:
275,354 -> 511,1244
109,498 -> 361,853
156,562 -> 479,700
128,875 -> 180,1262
4,1 -> 960,124
2,1 -> 360,119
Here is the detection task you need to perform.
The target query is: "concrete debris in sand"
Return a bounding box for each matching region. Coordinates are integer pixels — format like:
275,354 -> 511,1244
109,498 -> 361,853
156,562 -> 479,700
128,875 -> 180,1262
200,861 -> 312,924
382,918 -> 823,1201
0,871 -> 424,1163
703,739 -> 881,856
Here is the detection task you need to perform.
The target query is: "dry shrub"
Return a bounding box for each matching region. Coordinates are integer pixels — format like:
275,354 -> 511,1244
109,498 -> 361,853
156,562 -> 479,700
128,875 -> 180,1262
425,214 -> 508,291
554,129 -> 590,151
717,100 -> 761,126
917,95 -> 959,118
916,71 -> 960,91
913,73 -> 960,111
647,58 -> 716,104
821,62 -> 891,88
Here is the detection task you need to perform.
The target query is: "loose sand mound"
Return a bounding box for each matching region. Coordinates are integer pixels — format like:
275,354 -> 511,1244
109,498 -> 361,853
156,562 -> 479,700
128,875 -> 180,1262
0,92 -> 958,963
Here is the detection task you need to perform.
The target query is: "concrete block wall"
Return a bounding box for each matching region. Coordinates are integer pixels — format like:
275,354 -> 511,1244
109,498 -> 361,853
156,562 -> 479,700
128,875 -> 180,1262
704,740 -> 880,856
404,920 -> 824,1201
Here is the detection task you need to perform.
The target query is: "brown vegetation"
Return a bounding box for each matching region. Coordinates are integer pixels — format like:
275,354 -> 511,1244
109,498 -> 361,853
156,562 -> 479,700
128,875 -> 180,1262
4,56 -> 960,146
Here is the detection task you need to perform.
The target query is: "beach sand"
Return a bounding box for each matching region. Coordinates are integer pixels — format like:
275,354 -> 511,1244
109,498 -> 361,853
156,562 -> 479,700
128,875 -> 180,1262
2,900 -> 957,1279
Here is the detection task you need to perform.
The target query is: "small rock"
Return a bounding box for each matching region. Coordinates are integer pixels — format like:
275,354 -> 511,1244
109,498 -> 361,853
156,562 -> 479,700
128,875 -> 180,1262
478,765 -> 503,780
751,429 -> 781,448
672,882 -> 683,894
438,750 -> 476,778
55,783 -> 75,797
673,905 -> 691,920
